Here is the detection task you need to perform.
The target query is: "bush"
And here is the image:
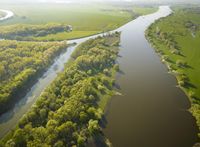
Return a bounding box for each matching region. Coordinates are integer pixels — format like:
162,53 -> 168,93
176,60 -> 187,68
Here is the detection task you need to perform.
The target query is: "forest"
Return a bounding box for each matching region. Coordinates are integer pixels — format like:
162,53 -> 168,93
0,40 -> 68,115
0,23 -> 72,41
0,32 -> 120,147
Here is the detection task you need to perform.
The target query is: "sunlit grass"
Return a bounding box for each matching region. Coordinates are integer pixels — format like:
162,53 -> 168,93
0,3 -> 157,40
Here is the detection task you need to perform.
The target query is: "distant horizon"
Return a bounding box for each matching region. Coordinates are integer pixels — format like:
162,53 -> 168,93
0,0 -> 200,5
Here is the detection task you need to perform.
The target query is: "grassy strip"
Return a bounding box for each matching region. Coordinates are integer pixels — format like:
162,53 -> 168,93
146,6 -> 200,139
34,31 -> 100,41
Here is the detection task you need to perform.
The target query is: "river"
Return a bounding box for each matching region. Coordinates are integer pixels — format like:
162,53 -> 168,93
103,6 -> 199,147
0,6 -> 198,147
0,9 -> 14,21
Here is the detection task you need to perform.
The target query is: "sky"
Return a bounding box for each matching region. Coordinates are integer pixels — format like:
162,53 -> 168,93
0,0 -> 199,4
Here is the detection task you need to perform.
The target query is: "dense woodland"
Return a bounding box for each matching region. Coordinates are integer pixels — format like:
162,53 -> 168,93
0,32 -> 120,147
0,23 -> 72,41
0,40 -> 68,114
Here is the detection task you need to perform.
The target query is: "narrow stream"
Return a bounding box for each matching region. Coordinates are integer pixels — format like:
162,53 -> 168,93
0,6 -> 198,147
0,9 -> 14,21
103,6 -> 199,147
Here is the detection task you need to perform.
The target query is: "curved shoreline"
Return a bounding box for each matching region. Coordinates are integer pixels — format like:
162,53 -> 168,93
145,11 -> 200,146
0,9 -> 14,21
0,6 -> 180,144
103,5 -> 199,147
0,7 -> 159,139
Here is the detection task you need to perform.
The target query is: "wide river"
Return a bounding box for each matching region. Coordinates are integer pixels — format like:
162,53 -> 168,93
0,6 -> 199,147
103,6 -> 199,147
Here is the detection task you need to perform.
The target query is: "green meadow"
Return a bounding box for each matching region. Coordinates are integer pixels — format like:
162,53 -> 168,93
132,6 -> 157,15
0,3 -> 157,40
146,6 -> 200,136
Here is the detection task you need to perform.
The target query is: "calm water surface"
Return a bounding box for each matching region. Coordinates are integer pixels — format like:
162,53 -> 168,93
103,6 -> 199,147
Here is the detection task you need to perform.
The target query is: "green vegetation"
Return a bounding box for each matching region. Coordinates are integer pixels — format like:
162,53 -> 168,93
0,3 -> 157,41
0,40 -> 68,115
132,6 -> 157,15
0,23 -> 72,41
0,32 -> 120,147
146,6 -> 200,137
35,31 -> 99,41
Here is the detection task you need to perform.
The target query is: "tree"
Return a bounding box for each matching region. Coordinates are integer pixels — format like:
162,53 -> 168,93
79,111 -> 88,122
88,119 -> 100,135
13,129 -> 26,147
77,135 -> 85,146
57,121 -> 76,138
39,108 -> 47,119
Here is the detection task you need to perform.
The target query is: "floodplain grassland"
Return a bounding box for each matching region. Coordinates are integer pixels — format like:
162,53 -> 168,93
146,6 -> 200,137
0,3 -> 157,41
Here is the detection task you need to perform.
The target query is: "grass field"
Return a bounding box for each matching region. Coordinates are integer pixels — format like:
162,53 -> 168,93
146,6 -> 200,137
0,3 -> 157,40
133,6 -> 157,15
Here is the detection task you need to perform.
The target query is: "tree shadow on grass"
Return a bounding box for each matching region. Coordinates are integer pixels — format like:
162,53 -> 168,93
184,64 -> 193,69
192,96 -> 200,104
184,82 -> 197,89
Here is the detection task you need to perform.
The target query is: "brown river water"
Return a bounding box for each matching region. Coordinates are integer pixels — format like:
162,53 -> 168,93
103,6 -> 199,147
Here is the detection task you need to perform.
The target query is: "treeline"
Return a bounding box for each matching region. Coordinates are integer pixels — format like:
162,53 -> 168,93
0,40 -> 68,115
0,23 -> 72,41
0,32 -> 120,147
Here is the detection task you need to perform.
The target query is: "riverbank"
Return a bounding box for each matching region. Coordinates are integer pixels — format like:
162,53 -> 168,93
103,6 -> 198,147
145,6 -> 200,145
0,32 -> 121,147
